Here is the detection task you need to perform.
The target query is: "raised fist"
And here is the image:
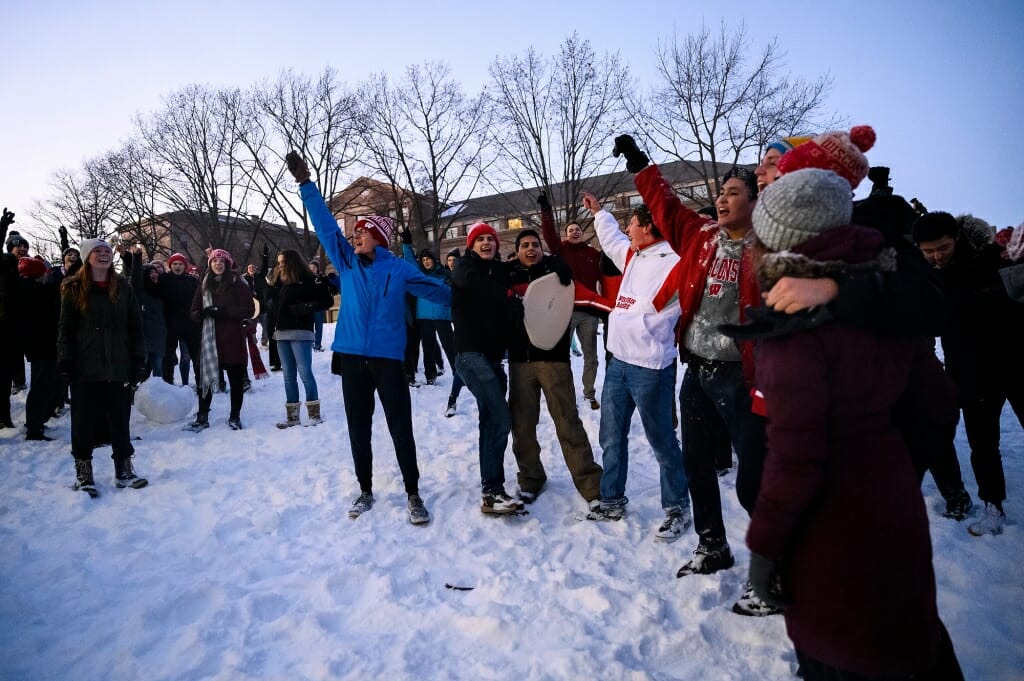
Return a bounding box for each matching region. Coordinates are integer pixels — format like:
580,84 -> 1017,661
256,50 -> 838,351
1,207 -> 14,230
611,134 -> 650,173
285,151 -> 311,184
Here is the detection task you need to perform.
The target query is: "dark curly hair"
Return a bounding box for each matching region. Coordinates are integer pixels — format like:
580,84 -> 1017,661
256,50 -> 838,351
722,166 -> 758,201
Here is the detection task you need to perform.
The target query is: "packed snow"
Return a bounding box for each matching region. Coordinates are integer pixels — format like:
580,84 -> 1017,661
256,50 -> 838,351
1,326 -> 1021,680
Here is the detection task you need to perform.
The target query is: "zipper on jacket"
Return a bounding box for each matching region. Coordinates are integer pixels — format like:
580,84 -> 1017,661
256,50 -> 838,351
383,273 -> 391,297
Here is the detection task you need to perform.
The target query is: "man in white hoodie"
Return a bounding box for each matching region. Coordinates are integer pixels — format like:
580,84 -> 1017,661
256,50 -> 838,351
582,192 -> 690,543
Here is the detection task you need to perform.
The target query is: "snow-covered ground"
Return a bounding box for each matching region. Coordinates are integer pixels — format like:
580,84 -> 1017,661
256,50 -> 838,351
1,325 -> 1021,680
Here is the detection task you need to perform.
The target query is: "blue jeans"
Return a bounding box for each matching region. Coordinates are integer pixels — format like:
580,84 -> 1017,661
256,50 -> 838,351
313,310 -> 325,349
278,340 -> 318,403
599,357 -> 689,513
456,352 -> 511,494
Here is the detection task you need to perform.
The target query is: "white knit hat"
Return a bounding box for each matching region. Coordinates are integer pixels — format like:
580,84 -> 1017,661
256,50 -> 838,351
753,169 -> 853,252
79,238 -> 111,263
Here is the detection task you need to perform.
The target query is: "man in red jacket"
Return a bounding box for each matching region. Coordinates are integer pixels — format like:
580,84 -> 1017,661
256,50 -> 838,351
538,194 -> 608,410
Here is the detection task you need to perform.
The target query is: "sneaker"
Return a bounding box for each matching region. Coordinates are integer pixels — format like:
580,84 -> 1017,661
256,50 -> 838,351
227,416 -> 243,430
732,582 -> 784,617
445,398 -> 456,417
588,398 -> 600,410
481,491 -> 524,515
676,543 -> 735,577
519,486 -> 544,505
942,491 -> 974,521
184,415 -> 210,432
586,500 -> 627,521
408,494 -> 430,525
968,504 -> 1006,536
348,492 -> 374,519
115,457 -> 148,489
654,509 -> 691,543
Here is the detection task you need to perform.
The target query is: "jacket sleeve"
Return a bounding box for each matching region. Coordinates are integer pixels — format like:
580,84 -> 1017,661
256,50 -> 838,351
635,164 -> 711,253
299,181 -> 355,272
746,333 -> 830,560
190,284 -> 204,323
402,244 -> 417,266
404,261 -> 452,306
540,203 -> 563,256
592,210 -> 630,273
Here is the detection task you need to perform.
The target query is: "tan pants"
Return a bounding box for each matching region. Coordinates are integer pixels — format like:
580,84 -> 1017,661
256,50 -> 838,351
509,361 -> 602,501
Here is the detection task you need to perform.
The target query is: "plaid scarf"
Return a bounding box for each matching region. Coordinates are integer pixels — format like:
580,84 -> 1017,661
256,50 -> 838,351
198,287 -> 221,398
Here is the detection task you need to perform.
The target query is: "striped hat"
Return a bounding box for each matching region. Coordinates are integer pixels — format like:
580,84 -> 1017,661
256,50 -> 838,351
354,215 -> 395,248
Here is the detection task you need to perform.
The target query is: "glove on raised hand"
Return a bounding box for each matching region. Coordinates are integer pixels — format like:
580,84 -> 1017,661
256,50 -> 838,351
611,134 -> 650,173
537,193 -> 551,212
1,207 -> 15,231
399,229 -> 412,245
285,151 -> 311,184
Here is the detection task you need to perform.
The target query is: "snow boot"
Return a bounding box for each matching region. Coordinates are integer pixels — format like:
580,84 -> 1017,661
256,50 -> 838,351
227,415 -> 243,430
115,457 -> 148,489
445,397 -> 456,418
942,490 -> 974,521
586,499 -> 627,521
74,459 -> 98,498
407,494 -> 430,525
676,543 -> 735,577
732,581 -> 783,617
276,402 -> 301,429
654,509 -> 691,543
348,491 -> 374,519
305,400 -> 322,426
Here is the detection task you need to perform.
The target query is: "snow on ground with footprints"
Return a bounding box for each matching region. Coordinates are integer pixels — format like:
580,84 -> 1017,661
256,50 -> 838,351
1,324 -> 1021,680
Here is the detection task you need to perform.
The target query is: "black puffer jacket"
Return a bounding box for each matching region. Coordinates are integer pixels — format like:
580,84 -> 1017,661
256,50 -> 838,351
156,271 -> 200,334
451,251 -> 512,362
57,276 -> 144,383
268,274 -> 335,333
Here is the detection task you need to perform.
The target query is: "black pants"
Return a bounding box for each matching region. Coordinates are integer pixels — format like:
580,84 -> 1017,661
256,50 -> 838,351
419,319 -> 455,382
960,379 -> 1024,506
404,319 -> 421,380
163,324 -> 199,385
26,357 -> 58,434
906,414 -> 968,503
680,356 -> 766,549
70,381 -> 134,462
796,620 -> 963,681
338,353 -> 420,495
0,322 -> 11,422
197,363 -> 245,419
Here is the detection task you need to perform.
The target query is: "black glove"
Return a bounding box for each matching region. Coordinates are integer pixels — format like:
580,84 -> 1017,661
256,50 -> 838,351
58,360 -> 74,382
131,361 -> 149,386
748,552 -> 791,610
288,302 -> 314,316
1,207 -> 14,230
201,306 -> 222,319
399,229 -> 412,245
58,224 -> 69,250
611,134 -> 650,173
285,150 -> 311,184
262,243 -> 270,258
555,263 -> 573,287
537,193 -> 551,212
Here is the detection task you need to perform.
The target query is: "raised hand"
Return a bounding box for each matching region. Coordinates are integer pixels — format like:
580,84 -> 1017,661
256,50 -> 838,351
285,151 -> 311,184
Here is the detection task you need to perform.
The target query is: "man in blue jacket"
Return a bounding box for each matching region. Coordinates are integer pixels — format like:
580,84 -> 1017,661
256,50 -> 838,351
287,151 -> 452,526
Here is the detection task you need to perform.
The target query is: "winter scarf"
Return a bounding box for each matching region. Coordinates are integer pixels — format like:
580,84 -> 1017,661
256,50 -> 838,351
245,320 -> 269,379
198,288 -> 220,397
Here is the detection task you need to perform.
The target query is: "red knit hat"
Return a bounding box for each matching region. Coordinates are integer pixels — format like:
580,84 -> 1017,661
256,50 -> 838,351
353,215 -> 395,248
466,222 -> 498,250
168,252 -> 189,268
18,256 -> 48,279
777,125 -> 876,189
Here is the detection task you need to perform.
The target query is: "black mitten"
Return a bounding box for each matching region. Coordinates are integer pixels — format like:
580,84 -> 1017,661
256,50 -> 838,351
611,134 -> 650,173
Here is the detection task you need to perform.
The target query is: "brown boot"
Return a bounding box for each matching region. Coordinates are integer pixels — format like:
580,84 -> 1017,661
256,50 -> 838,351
276,402 -> 301,429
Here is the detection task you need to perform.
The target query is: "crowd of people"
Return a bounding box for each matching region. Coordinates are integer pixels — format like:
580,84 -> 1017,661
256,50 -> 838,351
1,123 -> 1021,680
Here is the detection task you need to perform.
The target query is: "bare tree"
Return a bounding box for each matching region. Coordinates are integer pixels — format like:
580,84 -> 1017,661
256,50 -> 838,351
628,22 -> 834,203
135,84 -> 263,263
486,33 -> 631,228
356,61 -> 491,251
234,67 -> 362,260
31,158 -> 124,259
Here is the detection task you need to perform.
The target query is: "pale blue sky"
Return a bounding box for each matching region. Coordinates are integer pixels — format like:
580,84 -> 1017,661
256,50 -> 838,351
2,0 -> 1022,240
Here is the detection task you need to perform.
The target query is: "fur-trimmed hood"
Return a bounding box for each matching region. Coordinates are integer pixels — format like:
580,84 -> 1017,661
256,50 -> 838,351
756,224 -> 896,290
956,213 -> 995,254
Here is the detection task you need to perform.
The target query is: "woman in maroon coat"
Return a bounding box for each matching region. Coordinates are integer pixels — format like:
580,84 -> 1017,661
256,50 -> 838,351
185,249 -> 254,431
729,169 -> 963,680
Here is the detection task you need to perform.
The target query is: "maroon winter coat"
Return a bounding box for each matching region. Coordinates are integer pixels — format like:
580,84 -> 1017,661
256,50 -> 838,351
190,273 -> 254,365
746,226 -> 956,678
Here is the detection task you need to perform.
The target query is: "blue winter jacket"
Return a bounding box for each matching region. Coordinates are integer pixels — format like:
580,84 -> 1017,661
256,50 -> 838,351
300,182 -> 451,360
402,244 -> 452,321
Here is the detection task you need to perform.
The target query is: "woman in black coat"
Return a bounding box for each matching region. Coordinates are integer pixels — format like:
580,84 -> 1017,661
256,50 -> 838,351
58,239 -> 147,497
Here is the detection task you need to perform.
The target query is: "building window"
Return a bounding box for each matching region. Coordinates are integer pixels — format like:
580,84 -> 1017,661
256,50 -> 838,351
508,217 -> 523,230
602,201 -> 617,213
627,194 -> 643,207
